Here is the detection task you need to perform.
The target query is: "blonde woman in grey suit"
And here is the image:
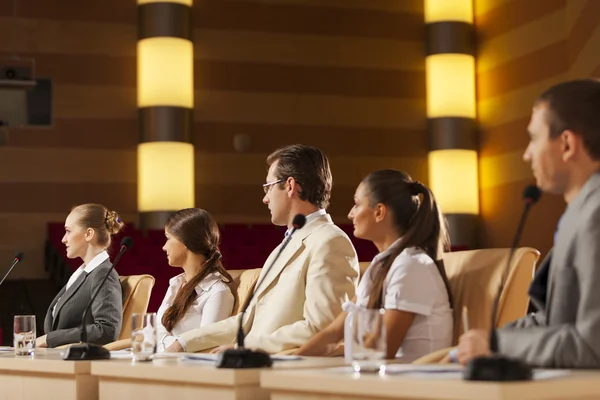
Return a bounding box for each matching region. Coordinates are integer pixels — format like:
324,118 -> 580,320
37,204 -> 124,348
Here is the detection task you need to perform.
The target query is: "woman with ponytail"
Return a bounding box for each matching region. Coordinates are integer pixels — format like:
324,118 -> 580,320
297,170 -> 453,362
156,208 -> 234,352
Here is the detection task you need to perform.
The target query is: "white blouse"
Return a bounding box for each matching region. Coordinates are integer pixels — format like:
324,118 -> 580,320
355,243 -> 453,363
156,271 -> 234,352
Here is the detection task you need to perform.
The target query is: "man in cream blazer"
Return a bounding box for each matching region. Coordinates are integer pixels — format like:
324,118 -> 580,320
166,144 -> 359,353
457,79 -> 600,368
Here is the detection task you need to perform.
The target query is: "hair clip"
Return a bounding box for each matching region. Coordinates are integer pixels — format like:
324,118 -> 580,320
117,217 -> 121,223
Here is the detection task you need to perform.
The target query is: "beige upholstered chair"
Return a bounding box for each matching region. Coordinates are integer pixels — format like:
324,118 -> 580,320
412,247 -> 540,364
228,268 -> 262,315
102,274 -> 155,351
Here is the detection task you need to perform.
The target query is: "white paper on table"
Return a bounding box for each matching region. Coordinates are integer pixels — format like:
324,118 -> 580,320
325,365 -> 571,381
109,351 -> 133,360
179,353 -> 303,363
0,346 -> 13,352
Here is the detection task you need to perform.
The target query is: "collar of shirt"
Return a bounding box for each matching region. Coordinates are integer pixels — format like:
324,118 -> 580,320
169,271 -> 224,294
284,209 -> 326,237
81,250 -> 109,273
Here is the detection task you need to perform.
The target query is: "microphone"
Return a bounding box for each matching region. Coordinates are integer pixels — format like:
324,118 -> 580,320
62,237 -> 133,361
0,252 -> 24,287
464,185 -> 541,381
216,213 -> 307,368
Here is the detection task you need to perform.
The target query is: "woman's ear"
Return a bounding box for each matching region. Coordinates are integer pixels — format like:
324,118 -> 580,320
374,203 -> 387,223
85,228 -> 95,242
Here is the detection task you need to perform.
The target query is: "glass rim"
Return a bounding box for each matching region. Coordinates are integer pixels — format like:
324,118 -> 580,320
132,312 -> 157,317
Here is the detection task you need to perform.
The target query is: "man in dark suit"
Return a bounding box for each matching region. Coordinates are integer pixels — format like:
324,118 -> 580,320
458,79 -> 600,368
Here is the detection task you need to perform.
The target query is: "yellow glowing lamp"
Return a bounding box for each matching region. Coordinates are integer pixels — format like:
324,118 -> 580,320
424,0 -> 473,23
428,149 -> 479,214
138,142 -> 195,211
138,0 -> 192,5
426,54 -> 476,118
137,37 -> 194,108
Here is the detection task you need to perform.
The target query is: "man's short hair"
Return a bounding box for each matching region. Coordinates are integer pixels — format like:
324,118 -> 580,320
536,79 -> 600,160
266,144 -> 333,209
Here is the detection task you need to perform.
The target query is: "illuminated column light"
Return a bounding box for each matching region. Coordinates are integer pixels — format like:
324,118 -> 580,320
425,0 -> 479,248
137,0 -> 194,230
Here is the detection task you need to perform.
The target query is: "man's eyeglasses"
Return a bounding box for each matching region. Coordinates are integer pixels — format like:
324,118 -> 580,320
263,179 -> 284,194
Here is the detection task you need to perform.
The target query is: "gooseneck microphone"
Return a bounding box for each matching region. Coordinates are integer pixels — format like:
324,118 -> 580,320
464,185 -> 542,381
216,214 -> 307,369
62,236 -> 133,361
0,252 -> 24,288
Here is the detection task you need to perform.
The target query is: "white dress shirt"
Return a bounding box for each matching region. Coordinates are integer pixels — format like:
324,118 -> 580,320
52,250 -> 109,318
156,271 -> 235,352
354,242 -> 453,362
284,209 -> 326,237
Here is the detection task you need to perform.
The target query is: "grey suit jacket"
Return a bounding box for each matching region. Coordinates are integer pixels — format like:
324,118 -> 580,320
43,259 -> 123,348
497,171 -> 600,368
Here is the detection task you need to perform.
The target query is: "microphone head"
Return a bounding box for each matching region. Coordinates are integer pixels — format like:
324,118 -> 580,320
14,252 -> 24,262
292,214 -> 307,230
523,185 -> 542,205
120,236 -> 134,249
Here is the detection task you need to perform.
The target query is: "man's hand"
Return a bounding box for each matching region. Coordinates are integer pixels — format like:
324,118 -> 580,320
457,329 -> 491,365
210,344 -> 235,354
164,340 -> 184,353
35,335 -> 48,348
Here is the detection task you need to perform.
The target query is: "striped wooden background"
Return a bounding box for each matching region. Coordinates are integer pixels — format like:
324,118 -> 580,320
0,0 -> 427,278
476,0 -> 600,257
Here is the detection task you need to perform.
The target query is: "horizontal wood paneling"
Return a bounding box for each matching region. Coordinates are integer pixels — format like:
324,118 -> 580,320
478,117 -> 531,157
8,120 -> 427,158
477,41 -> 568,100
0,0 -> 423,40
1,52 -> 425,98
475,0 -> 565,41
480,180 -> 566,257
476,9 -> 567,73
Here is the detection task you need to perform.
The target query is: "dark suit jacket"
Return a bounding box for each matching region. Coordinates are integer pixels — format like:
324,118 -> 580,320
44,259 -> 123,348
498,171 -> 600,368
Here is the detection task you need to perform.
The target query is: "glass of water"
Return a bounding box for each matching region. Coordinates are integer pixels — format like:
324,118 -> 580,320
14,315 -> 36,356
346,308 -> 386,373
131,313 -> 157,362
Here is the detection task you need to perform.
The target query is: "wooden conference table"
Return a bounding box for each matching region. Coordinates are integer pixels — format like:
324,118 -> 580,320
261,364 -> 600,400
0,348 -> 343,400
0,348 -> 96,400
3,348 -> 600,400
91,353 -> 345,400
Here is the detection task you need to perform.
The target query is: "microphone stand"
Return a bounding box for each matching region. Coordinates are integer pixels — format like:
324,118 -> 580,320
463,187 -> 540,381
216,214 -> 306,368
63,239 -> 132,360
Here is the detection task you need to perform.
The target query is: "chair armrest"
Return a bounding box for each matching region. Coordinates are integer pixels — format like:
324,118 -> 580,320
412,346 -> 455,364
103,338 -> 131,351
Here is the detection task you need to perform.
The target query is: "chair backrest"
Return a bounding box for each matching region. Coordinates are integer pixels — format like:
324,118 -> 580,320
118,274 -> 155,340
443,247 -> 540,345
228,268 -> 262,315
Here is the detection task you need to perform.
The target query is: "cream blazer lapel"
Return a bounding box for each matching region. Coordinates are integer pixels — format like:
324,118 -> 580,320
252,215 -> 330,302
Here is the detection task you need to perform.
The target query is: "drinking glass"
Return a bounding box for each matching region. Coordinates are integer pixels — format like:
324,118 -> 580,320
346,308 -> 386,373
131,313 -> 157,362
14,315 -> 36,356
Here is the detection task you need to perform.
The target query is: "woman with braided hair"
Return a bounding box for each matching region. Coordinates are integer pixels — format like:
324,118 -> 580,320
297,170 -> 454,362
157,208 -> 234,352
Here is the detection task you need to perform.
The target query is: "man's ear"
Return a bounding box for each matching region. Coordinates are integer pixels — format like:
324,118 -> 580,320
287,177 -> 301,199
561,130 -> 579,162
